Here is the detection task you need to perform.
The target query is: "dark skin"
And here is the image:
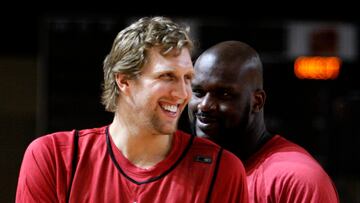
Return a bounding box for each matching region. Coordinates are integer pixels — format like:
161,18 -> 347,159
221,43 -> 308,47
188,41 -> 271,161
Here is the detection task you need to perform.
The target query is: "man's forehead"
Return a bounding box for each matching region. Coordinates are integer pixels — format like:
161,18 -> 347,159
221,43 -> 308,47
192,74 -> 239,89
194,64 -> 241,82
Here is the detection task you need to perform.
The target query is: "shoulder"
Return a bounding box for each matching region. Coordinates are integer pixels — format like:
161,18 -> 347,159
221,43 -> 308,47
263,136 -> 328,178
77,126 -> 106,138
256,135 -> 337,191
25,126 -> 106,159
26,130 -> 75,154
247,135 -> 339,202
264,152 -> 339,202
219,149 -> 247,178
20,130 -> 76,172
265,154 -> 331,186
259,141 -> 324,178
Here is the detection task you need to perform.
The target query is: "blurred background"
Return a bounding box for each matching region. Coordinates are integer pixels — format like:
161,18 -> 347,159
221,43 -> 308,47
1,7 -> 359,202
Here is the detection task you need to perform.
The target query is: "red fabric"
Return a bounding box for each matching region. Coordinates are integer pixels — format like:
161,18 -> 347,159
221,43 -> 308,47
16,126 -> 248,203
245,135 -> 339,203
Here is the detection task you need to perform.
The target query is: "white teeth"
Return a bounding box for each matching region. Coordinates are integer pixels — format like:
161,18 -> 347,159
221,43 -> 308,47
162,104 -> 178,113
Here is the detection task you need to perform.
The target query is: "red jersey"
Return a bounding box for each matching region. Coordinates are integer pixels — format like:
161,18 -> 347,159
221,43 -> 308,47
245,135 -> 339,203
16,126 -> 248,203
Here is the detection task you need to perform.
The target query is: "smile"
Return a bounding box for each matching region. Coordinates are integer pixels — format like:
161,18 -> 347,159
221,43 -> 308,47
161,104 -> 178,113
196,113 -> 217,124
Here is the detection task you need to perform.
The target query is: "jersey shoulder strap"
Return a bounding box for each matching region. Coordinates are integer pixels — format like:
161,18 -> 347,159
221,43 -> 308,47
205,147 -> 223,203
66,130 -> 79,203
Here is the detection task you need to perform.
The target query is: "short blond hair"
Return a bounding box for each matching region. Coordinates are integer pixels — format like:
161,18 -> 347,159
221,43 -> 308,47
101,16 -> 193,112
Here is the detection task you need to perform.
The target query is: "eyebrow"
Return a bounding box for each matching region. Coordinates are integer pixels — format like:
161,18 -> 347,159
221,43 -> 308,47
191,83 -> 202,88
155,66 -> 195,75
191,83 -> 236,91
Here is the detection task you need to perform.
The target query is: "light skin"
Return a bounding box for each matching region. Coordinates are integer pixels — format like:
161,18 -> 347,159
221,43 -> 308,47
188,41 -> 268,160
110,46 -> 194,169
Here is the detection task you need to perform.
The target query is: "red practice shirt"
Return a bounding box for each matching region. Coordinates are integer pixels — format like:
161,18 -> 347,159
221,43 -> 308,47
16,126 -> 249,203
246,135 -> 339,203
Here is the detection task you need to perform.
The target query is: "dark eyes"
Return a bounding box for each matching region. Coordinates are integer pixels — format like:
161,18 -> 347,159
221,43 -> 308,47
192,88 -> 205,97
192,88 -> 233,99
216,90 -> 232,99
221,91 -> 230,97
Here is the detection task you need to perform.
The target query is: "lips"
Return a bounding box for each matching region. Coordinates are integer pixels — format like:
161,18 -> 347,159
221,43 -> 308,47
159,101 -> 183,118
196,114 -> 217,123
195,113 -> 219,130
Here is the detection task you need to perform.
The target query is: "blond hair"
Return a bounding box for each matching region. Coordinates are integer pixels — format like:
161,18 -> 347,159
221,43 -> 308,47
101,16 -> 193,112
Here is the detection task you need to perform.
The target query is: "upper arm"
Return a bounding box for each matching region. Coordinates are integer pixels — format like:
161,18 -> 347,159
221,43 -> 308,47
16,137 -> 58,202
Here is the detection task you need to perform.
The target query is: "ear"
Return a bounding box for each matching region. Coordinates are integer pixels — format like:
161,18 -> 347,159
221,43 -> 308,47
252,89 -> 266,113
115,73 -> 130,94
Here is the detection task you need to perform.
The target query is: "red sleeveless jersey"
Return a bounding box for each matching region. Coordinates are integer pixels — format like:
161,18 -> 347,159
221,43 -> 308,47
16,126 -> 248,203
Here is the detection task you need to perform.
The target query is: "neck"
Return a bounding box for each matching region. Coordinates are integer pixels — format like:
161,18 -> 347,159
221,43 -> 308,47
109,114 -> 173,169
253,130 -> 272,153
238,124 -> 271,161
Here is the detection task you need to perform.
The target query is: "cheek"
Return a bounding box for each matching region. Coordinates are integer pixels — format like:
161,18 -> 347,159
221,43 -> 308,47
219,103 -> 246,122
135,85 -> 160,105
219,103 -> 234,114
225,102 -> 251,123
149,83 -> 171,98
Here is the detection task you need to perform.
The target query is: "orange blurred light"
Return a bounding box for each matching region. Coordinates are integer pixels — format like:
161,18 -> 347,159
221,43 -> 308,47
294,56 -> 341,80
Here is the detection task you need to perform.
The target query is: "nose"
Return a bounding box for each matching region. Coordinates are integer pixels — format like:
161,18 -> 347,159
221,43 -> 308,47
171,79 -> 190,99
198,93 -> 218,112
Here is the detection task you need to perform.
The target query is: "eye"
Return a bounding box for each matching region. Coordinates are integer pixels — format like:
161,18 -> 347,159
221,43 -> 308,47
192,88 -> 205,98
217,89 -> 233,99
159,73 -> 175,80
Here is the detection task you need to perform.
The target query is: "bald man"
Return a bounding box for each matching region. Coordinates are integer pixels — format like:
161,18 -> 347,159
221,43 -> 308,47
188,41 -> 339,203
